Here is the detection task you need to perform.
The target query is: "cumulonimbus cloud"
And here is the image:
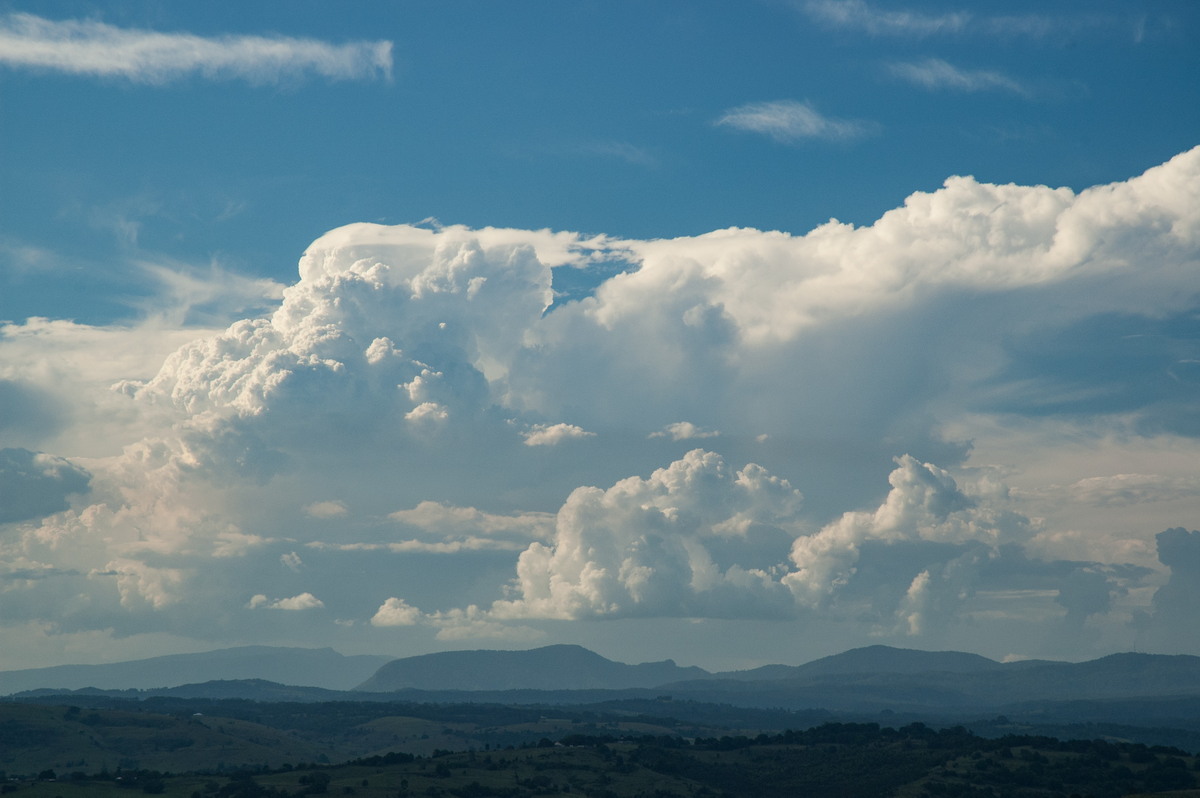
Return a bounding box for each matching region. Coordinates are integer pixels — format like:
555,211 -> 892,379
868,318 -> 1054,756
3,147 -> 1199,660
0,13 -> 393,84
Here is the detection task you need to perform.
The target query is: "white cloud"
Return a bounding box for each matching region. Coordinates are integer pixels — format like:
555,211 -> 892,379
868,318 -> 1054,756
650,422 -> 720,441
370,597 -> 422,626
3,148 -> 1199,662
522,422 -> 596,447
310,538 -> 528,554
369,599 -> 542,642
716,100 -> 874,143
405,402 -> 448,424
1063,473 -> 1200,508
428,606 -> 544,642
0,13 -> 393,85
100,558 -> 187,610
801,2 -> 1125,41
304,500 -> 348,519
250,592 -> 324,611
489,450 -> 802,621
803,0 -> 969,36
783,455 -> 1035,609
888,58 -> 1027,95
388,501 -> 554,540
212,531 -> 272,558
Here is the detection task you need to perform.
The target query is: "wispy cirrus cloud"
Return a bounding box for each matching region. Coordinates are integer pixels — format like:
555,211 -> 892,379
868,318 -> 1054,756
0,13 -> 392,85
716,100 -> 874,143
802,0 -> 969,36
576,140 -> 659,167
802,1 -> 1127,41
888,58 -> 1028,95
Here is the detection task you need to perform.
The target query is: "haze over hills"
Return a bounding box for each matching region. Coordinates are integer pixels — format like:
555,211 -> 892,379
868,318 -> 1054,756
6,644 -> 1200,722
0,645 -> 392,694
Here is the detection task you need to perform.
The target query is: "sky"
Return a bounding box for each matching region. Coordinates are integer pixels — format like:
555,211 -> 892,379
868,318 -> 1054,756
0,0 -> 1198,673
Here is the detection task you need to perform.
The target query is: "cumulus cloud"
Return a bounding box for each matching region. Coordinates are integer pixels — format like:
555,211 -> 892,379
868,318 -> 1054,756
248,592 -> 324,611
100,558 -> 187,610
0,13 -> 393,84
783,455 -> 1035,611
427,606 -> 544,642
650,422 -> 720,441
521,422 -> 595,447
370,598 -> 541,641
488,449 -> 803,621
370,597 -> 422,626
379,449 -> 1065,647
888,58 -> 1027,95
716,100 -> 874,143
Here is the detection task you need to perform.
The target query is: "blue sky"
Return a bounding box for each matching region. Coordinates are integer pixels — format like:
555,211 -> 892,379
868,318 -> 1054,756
0,1 -> 1199,672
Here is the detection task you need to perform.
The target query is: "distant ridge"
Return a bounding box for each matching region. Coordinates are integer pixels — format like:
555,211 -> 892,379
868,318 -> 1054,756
713,645 -> 1002,681
0,646 -> 393,694
654,647 -> 1200,712
8,644 -> 1200,715
357,644 -> 709,692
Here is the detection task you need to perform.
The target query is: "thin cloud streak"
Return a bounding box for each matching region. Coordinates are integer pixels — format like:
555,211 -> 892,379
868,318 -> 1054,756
889,58 -> 1028,95
803,0 -> 969,36
716,100 -> 874,143
0,13 -> 393,84
803,1 -> 1124,40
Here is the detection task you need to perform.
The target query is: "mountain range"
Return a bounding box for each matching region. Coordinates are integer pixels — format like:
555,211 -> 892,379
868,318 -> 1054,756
5,644 -> 1200,720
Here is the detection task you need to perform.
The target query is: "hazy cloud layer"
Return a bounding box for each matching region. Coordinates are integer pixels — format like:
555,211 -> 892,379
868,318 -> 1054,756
0,13 -> 392,84
2,147 -> 1199,664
